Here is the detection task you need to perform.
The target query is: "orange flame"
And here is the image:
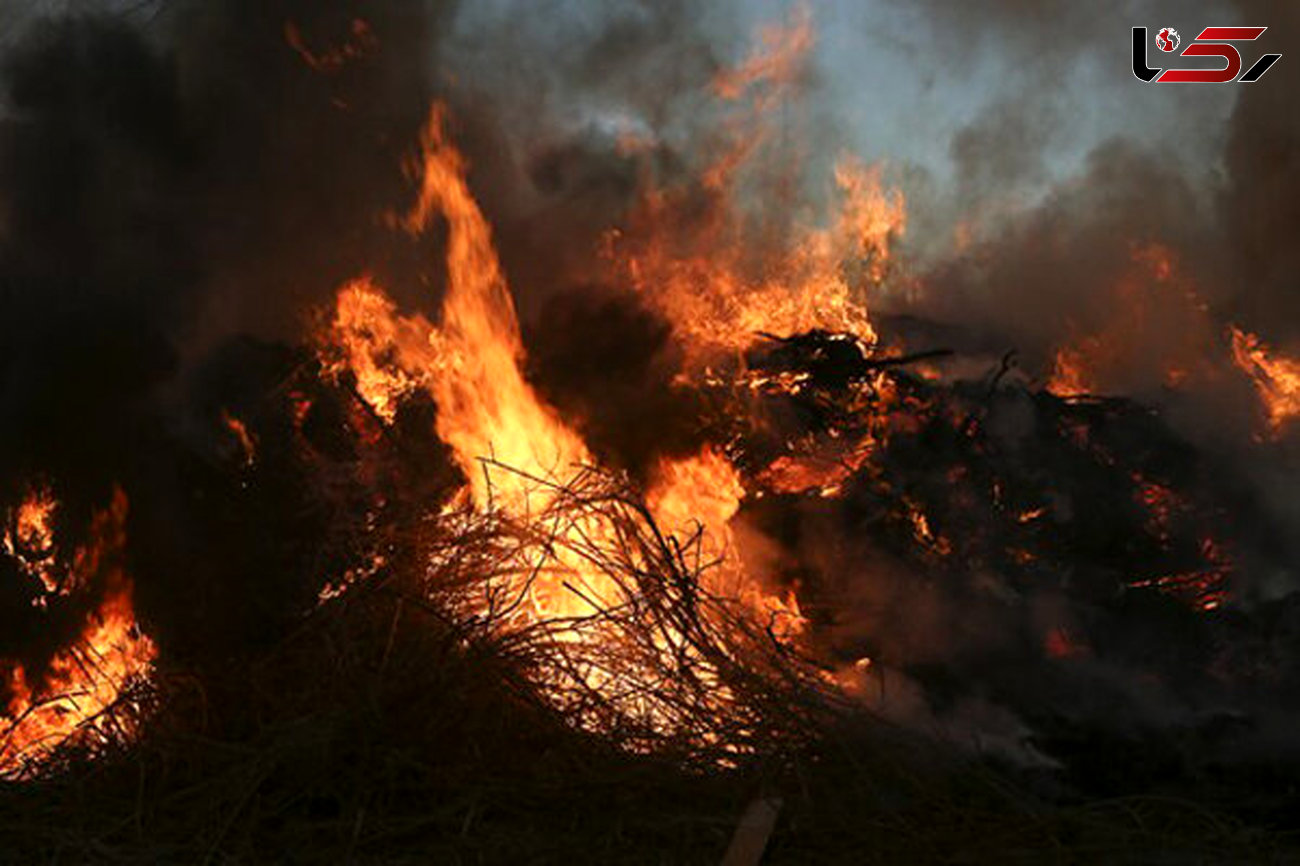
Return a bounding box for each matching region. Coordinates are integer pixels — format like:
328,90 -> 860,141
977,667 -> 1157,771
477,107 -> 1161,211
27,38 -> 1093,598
398,106 -> 594,523
648,447 -> 806,638
318,8 -> 885,736
602,8 -> 902,366
1229,326 -> 1300,437
285,18 -> 377,74
5,485 -> 59,594
1045,242 -> 1214,398
221,410 -> 258,467
323,276 -> 440,422
1,488 -> 157,779
1046,344 -> 1098,399
320,95 -> 824,740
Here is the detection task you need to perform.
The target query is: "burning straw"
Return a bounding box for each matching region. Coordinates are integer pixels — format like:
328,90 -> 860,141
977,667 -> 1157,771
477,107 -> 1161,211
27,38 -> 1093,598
410,459 -> 839,764
2,458 -> 836,779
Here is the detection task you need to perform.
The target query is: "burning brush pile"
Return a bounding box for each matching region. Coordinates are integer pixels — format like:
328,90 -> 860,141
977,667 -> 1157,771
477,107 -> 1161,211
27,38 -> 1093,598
3,1 -> 1300,861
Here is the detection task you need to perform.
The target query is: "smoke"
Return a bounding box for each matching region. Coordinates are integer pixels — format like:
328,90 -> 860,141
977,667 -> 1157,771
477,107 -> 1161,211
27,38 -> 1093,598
1221,1 -> 1300,344
833,0 -> 1300,763
2,0 -> 1299,800
863,2 -> 1300,568
524,290 -> 707,480
882,0 -> 1299,364
0,0 -> 456,659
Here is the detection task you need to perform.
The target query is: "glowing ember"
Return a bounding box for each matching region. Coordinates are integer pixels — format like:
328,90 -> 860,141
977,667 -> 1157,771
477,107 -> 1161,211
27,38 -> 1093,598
906,502 -> 952,558
1133,475 -> 1183,546
1044,627 -> 1088,660
757,452 -> 862,498
1229,326 -> 1300,437
221,410 -> 258,468
285,18 -> 377,74
1,488 -> 157,779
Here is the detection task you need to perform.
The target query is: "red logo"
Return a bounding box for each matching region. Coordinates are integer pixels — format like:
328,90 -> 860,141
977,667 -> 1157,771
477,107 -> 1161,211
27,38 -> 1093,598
1134,26 -> 1281,83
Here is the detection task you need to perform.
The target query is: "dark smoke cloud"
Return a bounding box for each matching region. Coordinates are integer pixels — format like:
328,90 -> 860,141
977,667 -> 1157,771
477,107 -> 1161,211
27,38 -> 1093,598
879,1 -> 1298,450
524,289 -> 707,481
1222,0 -> 1300,345
0,0 -> 445,469
434,0 -> 724,317
0,0 -> 455,659
920,139 -> 1212,373
949,92 -> 1057,207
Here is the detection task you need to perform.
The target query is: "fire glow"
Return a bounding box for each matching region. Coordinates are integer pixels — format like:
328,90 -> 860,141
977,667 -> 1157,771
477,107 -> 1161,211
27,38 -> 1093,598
314,17 -> 876,740
323,97 -> 818,741
1230,326 -> 1300,437
1,489 -> 157,780
3,3 -> 1295,790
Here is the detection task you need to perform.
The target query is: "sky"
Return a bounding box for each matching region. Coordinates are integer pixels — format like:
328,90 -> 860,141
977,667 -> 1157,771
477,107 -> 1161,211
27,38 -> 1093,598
0,0 -> 1255,244
412,0 -> 1263,276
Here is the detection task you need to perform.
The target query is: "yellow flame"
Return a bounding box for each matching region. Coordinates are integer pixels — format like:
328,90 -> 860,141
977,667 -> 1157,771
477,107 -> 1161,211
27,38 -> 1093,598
1230,326 -> 1300,437
602,7 -> 902,365
5,485 -> 58,594
1,488 -> 157,779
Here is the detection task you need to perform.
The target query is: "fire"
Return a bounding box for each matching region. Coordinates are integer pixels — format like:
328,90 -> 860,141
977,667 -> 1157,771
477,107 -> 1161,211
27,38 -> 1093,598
608,157 -> 901,364
1,488 -> 157,779
285,18 -> 377,74
645,447 -> 804,636
321,107 -> 734,625
1045,242 -> 1214,398
1046,344 -> 1097,399
311,8 -> 942,742
906,501 -> 952,558
602,8 -> 903,366
11,488 -> 56,555
757,451 -> 863,498
320,92 -> 830,743
396,106 -> 594,527
647,447 -> 744,548
5,484 -> 59,594
324,276 -> 440,423
711,4 -> 813,104
221,410 -> 258,467
1229,326 -> 1300,436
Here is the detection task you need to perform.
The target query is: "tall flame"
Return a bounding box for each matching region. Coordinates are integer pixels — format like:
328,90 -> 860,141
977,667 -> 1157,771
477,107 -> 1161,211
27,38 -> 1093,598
399,106 -> 594,519
327,107 -> 675,629
318,9 -> 876,736
321,96 -> 819,741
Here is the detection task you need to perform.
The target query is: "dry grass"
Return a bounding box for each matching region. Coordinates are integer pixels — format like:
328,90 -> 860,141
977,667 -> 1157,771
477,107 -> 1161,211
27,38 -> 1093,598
0,467 -> 1292,863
